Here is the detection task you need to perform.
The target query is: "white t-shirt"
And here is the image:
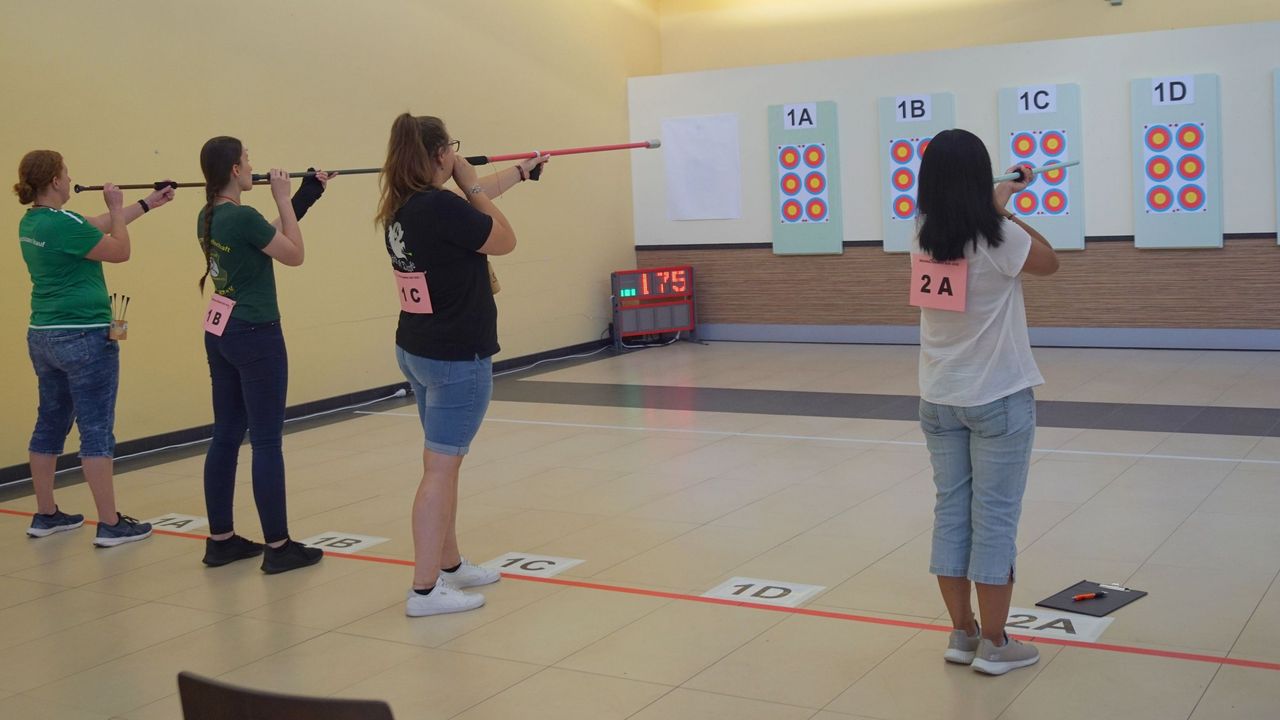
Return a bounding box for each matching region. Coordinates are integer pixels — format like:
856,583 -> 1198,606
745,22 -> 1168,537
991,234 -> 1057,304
916,218 -> 1044,407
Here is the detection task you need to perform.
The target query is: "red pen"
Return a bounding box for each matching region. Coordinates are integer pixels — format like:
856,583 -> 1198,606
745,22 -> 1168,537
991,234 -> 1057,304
1073,591 -> 1107,601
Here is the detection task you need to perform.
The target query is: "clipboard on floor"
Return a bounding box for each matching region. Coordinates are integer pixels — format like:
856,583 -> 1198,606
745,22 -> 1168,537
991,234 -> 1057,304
1036,580 -> 1147,618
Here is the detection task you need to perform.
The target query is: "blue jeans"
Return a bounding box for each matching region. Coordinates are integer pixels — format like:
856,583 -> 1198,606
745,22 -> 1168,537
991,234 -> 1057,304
919,387 -> 1036,585
395,347 -> 492,456
203,319 -> 289,543
27,328 -> 119,458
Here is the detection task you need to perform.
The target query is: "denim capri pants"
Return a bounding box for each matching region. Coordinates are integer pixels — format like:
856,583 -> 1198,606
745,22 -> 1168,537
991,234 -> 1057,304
27,328 -> 119,458
919,387 -> 1036,585
395,347 -> 493,456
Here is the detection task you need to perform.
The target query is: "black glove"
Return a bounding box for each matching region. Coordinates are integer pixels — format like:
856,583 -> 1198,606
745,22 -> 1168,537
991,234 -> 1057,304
291,168 -> 325,221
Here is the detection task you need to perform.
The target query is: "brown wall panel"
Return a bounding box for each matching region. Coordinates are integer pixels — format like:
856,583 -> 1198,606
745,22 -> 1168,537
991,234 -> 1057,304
636,238 -> 1279,329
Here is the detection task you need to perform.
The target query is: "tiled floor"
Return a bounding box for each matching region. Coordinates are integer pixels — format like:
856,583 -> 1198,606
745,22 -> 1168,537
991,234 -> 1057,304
2,342 -> 1279,719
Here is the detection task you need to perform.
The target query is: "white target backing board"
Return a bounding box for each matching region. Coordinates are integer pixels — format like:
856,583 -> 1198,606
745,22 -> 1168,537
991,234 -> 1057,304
998,84 -> 1084,250
1130,74 -> 1223,248
769,101 -> 843,255
878,93 -> 955,253
1275,69 -> 1279,245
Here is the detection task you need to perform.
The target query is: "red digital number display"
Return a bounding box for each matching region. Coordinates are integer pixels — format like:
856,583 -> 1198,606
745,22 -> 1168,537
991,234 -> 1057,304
642,269 -> 687,297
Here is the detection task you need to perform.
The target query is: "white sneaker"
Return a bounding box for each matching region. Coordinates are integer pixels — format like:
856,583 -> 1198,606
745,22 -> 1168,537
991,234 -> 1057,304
405,584 -> 485,617
439,557 -> 501,589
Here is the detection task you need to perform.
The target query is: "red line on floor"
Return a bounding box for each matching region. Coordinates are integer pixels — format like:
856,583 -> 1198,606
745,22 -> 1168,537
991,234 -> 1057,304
4,507 -> 1278,672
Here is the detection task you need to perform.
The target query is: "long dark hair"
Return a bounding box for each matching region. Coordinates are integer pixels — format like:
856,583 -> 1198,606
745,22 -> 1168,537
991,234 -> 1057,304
375,113 -> 449,228
916,129 -> 1004,262
197,136 -> 243,291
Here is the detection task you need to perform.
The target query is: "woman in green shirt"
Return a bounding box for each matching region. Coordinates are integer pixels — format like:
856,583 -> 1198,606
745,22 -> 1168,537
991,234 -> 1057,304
15,149 -> 175,546
195,136 -> 334,573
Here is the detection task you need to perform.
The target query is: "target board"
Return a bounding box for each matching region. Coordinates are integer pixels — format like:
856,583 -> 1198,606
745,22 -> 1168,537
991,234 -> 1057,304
1130,74 -> 1223,248
879,92 -> 955,253
998,83 -> 1084,250
770,101 -> 843,255
1275,69 -> 1280,246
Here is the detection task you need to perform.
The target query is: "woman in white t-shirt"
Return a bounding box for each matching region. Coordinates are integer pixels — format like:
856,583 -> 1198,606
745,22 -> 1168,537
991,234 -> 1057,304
913,129 -> 1059,676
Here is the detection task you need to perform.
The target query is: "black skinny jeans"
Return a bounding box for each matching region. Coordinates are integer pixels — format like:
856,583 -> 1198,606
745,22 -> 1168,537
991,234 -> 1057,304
203,318 -> 290,543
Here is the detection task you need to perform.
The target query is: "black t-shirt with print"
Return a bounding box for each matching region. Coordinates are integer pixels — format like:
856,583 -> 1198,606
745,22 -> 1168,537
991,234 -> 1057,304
385,189 -> 497,360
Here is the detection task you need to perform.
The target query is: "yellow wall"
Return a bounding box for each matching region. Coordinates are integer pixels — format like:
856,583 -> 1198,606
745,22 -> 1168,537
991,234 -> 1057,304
1,0 -> 659,470
658,0 -> 1280,73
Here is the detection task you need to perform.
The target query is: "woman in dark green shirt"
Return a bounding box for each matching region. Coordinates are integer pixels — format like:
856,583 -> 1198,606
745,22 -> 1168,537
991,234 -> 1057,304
15,149 -> 175,546
195,136 -> 333,573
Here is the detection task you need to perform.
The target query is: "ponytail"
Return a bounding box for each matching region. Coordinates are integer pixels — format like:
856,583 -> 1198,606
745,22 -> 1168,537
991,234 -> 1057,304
375,113 -> 449,228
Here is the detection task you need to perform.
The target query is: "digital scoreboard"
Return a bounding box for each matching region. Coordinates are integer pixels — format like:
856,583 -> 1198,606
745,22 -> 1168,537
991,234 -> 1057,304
610,265 -> 696,348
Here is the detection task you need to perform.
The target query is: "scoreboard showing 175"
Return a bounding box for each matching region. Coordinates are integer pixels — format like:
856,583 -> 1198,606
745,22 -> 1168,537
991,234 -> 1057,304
610,265 -> 696,349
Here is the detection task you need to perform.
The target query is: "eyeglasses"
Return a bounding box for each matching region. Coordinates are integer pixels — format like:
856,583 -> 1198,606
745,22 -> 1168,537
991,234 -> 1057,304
447,140 -> 461,152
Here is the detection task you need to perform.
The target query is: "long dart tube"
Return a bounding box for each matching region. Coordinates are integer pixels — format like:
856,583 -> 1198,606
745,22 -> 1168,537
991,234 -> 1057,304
72,139 -> 661,192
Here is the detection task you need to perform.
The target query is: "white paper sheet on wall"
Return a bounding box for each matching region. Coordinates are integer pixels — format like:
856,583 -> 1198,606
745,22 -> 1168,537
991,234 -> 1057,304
661,114 -> 742,221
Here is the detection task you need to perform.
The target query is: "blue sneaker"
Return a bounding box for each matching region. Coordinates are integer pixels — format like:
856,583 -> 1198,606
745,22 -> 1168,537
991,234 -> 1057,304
93,514 -> 152,548
27,507 -> 85,538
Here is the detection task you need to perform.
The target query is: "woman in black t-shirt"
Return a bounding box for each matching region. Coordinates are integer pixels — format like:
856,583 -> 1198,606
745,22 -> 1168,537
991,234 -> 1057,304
376,113 -> 547,618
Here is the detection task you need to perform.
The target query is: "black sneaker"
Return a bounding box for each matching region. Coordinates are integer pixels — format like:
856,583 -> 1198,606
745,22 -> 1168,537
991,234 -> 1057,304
27,507 -> 85,538
261,539 -> 324,575
93,513 -> 152,547
203,535 -> 266,567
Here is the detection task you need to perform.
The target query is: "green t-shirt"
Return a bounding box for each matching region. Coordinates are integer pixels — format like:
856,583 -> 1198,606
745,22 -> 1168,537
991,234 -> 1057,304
197,203 -> 279,324
19,207 -> 110,328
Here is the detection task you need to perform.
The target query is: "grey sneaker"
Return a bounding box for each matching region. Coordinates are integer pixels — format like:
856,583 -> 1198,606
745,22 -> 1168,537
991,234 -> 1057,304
27,507 -> 85,538
944,626 -> 981,664
93,514 -> 152,547
972,634 -> 1040,675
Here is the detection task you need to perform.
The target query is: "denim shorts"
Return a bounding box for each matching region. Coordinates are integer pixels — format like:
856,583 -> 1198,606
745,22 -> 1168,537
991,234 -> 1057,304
919,387 -> 1036,585
395,347 -> 492,456
27,327 -> 120,458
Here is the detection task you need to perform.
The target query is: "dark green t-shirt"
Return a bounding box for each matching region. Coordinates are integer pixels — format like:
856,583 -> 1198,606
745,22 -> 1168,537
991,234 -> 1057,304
19,207 -> 110,328
197,203 -> 279,323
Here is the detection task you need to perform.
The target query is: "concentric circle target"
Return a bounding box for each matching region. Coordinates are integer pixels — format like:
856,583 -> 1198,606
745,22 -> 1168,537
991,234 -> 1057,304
1145,155 -> 1173,183
1177,154 -> 1204,181
781,199 -> 803,222
892,168 -> 915,191
1042,189 -> 1067,215
1146,185 -> 1173,212
1040,131 -> 1066,157
917,137 -> 931,157
803,144 -> 825,168
1176,123 -> 1204,151
891,140 -> 914,165
1178,184 -> 1205,211
806,198 -> 828,222
779,146 -> 800,170
892,194 -> 916,219
1014,192 -> 1038,215
1145,125 -> 1172,152
1012,133 -> 1036,159
781,173 -> 801,196
1042,162 -> 1067,186
805,171 -> 826,194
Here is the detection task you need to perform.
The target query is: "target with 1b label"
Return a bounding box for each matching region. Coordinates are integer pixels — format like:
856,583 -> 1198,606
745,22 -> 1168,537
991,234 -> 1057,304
777,143 -> 830,223
1008,129 -> 1071,217
1142,122 -> 1207,213
887,136 -> 930,221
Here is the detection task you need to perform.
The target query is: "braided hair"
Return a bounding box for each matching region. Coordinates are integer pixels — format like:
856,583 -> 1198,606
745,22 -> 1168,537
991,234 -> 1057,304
197,137 -> 243,291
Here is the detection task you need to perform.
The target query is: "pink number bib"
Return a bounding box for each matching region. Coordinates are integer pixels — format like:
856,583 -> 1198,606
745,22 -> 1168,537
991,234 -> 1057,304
909,254 -> 968,312
204,294 -> 236,336
394,270 -> 433,314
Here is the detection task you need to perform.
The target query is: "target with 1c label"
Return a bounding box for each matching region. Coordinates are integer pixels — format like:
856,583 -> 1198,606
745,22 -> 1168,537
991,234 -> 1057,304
1007,129 -> 1071,216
